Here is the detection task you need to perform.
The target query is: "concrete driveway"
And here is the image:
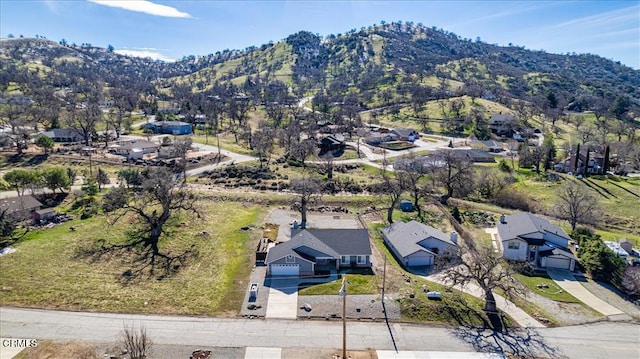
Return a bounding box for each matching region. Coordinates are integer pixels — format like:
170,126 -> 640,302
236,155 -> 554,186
547,269 -> 628,319
265,278 -> 299,319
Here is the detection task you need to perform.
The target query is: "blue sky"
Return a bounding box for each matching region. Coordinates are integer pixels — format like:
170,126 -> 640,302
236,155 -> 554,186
1,1 -> 638,69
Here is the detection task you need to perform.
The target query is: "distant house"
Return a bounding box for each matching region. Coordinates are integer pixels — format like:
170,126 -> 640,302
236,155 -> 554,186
114,140 -> 159,160
391,128 -> 419,142
365,133 -> 398,145
0,195 -> 43,220
489,114 -> 516,136
381,220 -> 458,268
620,238 -> 633,255
41,128 -> 83,143
470,140 -> 503,153
496,212 -> 576,271
555,149 -> 605,175
145,121 -> 192,135
604,241 -> 629,258
265,229 -> 371,277
437,149 -> 495,163
319,134 -> 345,153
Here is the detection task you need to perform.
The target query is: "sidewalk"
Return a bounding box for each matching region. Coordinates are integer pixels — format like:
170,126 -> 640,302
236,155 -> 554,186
546,269 -> 629,320
424,273 -> 544,328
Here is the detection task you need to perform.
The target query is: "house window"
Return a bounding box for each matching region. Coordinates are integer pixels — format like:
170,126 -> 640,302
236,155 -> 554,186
341,256 -> 349,265
286,255 -> 295,263
508,240 -> 520,250
357,255 -> 367,264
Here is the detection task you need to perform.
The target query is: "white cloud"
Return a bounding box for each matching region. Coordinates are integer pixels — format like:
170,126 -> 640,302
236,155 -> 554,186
114,49 -> 175,62
88,0 -> 192,18
549,5 -> 639,29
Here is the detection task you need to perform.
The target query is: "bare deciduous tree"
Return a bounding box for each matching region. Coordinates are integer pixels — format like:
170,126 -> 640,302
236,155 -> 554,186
105,168 -> 199,274
475,168 -> 513,199
431,150 -> 474,200
290,176 -> 322,228
394,155 -> 430,218
438,243 -> 525,314
554,180 -> 601,231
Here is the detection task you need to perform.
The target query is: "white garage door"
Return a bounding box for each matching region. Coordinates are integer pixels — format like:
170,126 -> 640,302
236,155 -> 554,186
545,257 -> 571,270
407,253 -> 433,266
270,264 -> 299,276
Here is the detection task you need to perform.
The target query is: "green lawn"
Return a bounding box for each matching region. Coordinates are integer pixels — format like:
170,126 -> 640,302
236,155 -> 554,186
0,201 -> 264,315
513,273 -> 581,303
299,274 -> 379,295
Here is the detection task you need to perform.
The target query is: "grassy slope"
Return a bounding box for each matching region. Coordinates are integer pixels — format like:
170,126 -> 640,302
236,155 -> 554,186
0,201 -> 263,315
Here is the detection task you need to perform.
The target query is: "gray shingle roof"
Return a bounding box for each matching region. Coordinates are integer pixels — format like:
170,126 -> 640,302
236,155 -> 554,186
381,220 -> 455,258
265,229 -> 371,264
497,212 -> 570,243
0,195 -> 42,214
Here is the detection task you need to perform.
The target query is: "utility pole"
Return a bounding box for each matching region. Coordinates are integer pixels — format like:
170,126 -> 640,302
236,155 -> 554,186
339,276 -> 347,359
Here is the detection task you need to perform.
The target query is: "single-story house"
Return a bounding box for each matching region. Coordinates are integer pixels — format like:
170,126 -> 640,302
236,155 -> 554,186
438,149 -> 495,163
381,220 -> 458,268
41,128 -> 83,143
145,121 -> 192,135
391,128 -> 419,142
365,133 -> 398,145
496,212 -> 576,271
470,140 -> 503,153
319,134 -> 345,153
114,140 -> 159,160
265,229 -> 371,277
0,195 -> 43,220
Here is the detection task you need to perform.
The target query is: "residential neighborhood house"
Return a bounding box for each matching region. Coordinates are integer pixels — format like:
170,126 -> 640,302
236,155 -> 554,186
41,128 -> 83,143
470,139 -> 504,153
265,229 -> 371,277
144,121 -> 192,135
0,195 -> 43,220
391,128 -> 420,142
489,114 -> 516,136
496,212 -> 577,271
382,220 -> 458,268
554,149 -> 606,175
111,140 -> 160,160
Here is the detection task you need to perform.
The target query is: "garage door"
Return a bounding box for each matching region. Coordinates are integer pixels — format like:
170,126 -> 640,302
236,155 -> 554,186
545,257 -> 571,270
270,264 -> 299,276
407,253 -> 433,266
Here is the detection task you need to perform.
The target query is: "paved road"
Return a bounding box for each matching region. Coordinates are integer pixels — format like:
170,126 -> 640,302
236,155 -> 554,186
1,307 -> 638,358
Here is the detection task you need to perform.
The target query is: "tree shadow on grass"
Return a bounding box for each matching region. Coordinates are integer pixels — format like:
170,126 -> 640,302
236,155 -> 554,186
74,234 -> 198,285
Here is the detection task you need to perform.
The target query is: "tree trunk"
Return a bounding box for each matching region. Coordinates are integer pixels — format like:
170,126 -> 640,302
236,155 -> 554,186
301,199 -> 307,229
413,192 -> 421,218
483,289 -> 497,313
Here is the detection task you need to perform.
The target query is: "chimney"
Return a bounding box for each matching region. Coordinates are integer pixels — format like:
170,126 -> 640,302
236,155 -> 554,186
500,214 -> 506,224
450,231 -> 458,244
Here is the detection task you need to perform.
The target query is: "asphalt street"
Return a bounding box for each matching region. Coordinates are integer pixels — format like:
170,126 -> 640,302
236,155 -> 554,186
1,307 -> 638,358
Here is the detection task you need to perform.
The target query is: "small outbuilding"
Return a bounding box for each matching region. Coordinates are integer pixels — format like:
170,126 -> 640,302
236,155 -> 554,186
399,200 -> 414,212
32,208 -> 55,223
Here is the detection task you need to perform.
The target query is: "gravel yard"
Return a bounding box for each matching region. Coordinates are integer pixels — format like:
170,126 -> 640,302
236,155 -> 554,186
297,294 -> 400,321
579,278 -> 640,320
521,290 -> 604,326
